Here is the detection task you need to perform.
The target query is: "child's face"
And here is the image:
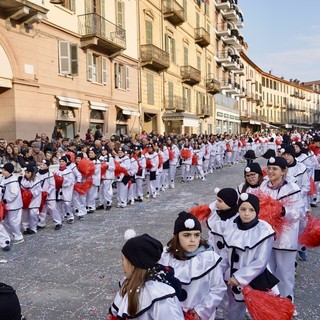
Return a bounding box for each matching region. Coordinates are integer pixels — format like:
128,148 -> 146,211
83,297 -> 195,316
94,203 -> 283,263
121,254 -> 134,279
216,197 -> 231,210
245,172 -> 259,186
178,231 -> 201,253
39,163 -> 48,171
267,165 -> 285,183
239,202 -> 256,223
25,171 -> 32,179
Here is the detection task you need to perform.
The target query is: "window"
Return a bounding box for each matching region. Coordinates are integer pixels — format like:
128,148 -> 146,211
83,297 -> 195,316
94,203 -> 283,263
183,47 -> 188,65
146,20 -> 153,44
116,0 -> 125,29
168,81 -> 174,108
183,0 -> 187,19
62,0 -> 75,11
115,63 -> 130,90
165,34 -> 176,63
197,56 -> 201,70
147,74 -> 154,104
182,87 -> 191,112
87,52 -> 107,84
196,12 -> 200,28
58,41 -> 78,76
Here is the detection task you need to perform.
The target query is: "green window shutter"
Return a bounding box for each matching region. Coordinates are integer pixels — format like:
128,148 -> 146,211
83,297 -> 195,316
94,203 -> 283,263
197,56 -> 201,70
184,47 -> 188,65
146,20 -> 152,44
196,12 -> 200,28
165,34 -> 169,53
172,38 -> 176,63
58,41 -> 70,74
85,0 -> 92,14
71,44 -> 78,76
117,1 -> 124,29
168,81 -> 174,108
147,74 -> 154,105
87,52 -> 93,81
183,0 -> 187,19
126,65 -> 130,90
102,57 -> 107,85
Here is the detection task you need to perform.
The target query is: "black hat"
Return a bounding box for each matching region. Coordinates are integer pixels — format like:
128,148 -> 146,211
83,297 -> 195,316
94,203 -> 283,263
281,145 -> 295,157
293,141 -> 303,150
64,154 -> 71,162
122,234 -> 163,269
41,159 -> 51,167
215,187 -> 238,208
59,156 -> 68,163
238,193 -> 260,215
25,164 -> 35,173
133,145 -> 141,151
244,163 -> 262,176
173,211 -> 202,235
262,149 -> 276,159
2,163 -> 14,174
267,156 -> 287,169
313,135 -> 320,142
76,152 -> 84,159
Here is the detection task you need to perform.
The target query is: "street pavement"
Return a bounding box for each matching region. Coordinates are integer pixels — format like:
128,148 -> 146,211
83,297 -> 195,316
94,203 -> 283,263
1,159 -> 320,320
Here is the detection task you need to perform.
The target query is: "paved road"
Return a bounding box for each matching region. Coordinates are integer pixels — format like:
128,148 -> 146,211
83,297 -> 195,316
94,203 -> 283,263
1,160 -> 320,320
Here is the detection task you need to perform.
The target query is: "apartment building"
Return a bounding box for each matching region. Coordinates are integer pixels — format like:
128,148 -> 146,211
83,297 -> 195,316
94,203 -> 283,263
0,0 -> 139,141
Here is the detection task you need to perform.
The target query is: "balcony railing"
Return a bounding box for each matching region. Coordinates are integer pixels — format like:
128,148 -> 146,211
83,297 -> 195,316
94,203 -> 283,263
164,95 -> 186,112
214,23 -> 231,37
214,0 -> 231,11
162,0 -> 185,26
180,66 -> 201,86
206,76 -> 221,95
194,27 -> 210,47
197,106 -> 211,118
78,13 -> 126,55
140,44 -> 170,71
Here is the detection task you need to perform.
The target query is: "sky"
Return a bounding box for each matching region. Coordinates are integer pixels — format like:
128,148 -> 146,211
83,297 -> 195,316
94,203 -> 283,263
239,0 -> 320,82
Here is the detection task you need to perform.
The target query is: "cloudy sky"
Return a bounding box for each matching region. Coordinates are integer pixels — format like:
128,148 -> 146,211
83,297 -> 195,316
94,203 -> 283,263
239,0 -> 320,82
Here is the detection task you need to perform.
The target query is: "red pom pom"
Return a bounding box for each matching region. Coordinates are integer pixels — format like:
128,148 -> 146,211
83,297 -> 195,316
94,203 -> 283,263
54,174 -> 64,190
78,158 -> 95,178
275,139 -> 281,146
142,147 -> 148,155
107,315 -> 118,320
299,215 -> 320,248
0,201 -> 7,221
226,143 -> 232,153
65,151 -> 75,163
21,188 -> 33,209
100,162 -> 108,179
188,204 -> 211,223
192,154 -> 198,165
114,161 -> 129,176
181,149 -> 191,159
146,159 -> 153,170
243,285 -> 294,320
168,149 -> 174,161
308,177 -> 316,195
184,310 -> 198,320
158,154 -> 163,169
39,191 -> 48,212
74,178 -> 93,195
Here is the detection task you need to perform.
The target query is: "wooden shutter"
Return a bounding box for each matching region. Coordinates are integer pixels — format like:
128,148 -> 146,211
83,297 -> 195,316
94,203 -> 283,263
183,47 -> 188,66
71,44 -> 78,75
172,38 -> 176,63
116,0 -> 124,29
145,20 -> 152,44
102,57 -> 107,85
168,81 -> 174,108
147,74 -> 154,105
58,41 -> 70,74
126,65 -> 130,90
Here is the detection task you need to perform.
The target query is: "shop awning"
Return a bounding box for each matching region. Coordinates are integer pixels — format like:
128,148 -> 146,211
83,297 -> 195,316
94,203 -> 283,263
285,124 -> 293,129
0,45 -> 13,88
249,120 -> 261,125
117,105 -> 140,116
163,112 -> 199,127
56,95 -> 82,108
89,101 -> 109,111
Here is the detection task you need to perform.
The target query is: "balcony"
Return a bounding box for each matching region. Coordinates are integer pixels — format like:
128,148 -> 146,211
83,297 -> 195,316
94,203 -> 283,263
214,23 -> 231,38
206,76 -> 221,95
194,27 -> 210,47
220,79 -> 240,95
221,32 -> 240,47
221,5 -> 239,22
180,66 -> 201,86
140,44 -> 170,72
246,92 -> 254,101
215,51 -> 240,70
214,0 -> 231,11
164,95 -> 185,111
233,87 -> 246,98
266,101 -> 273,107
78,13 -> 126,55
197,106 -> 211,118
162,0 -> 185,26
0,0 -> 48,26
232,62 -> 244,75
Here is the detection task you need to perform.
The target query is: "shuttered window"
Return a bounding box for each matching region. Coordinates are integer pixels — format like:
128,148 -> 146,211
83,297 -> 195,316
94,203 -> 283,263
116,0 -> 125,29
147,74 -> 154,105
146,20 -> 153,44
58,41 -> 78,76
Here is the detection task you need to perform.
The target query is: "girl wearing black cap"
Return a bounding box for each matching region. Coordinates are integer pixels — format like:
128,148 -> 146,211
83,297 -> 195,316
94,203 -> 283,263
219,193 -> 278,320
237,162 -> 264,194
0,163 -> 24,244
159,211 -> 226,320
109,232 -> 184,319
20,165 -> 42,234
259,157 -> 304,314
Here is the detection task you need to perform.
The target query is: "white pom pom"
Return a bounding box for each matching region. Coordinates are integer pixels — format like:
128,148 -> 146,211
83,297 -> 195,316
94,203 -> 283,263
269,157 -> 275,163
184,219 -> 195,229
124,229 -> 136,241
280,148 -> 285,154
245,167 -> 251,173
214,187 -> 220,194
240,193 -> 249,201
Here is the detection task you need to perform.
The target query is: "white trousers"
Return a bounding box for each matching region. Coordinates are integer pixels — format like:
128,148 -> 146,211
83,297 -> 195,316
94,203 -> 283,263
3,209 -> 23,241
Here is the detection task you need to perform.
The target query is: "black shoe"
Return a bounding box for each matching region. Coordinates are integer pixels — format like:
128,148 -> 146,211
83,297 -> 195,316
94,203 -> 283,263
23,228 -> 31,235
96,205 -> 104,210
78,216 -> 85,221
54,224 -> 62,230
106,205 -> 112,211
87,209 -> 95,214
2,245 -> 11,252
37,225 -> 46,230
310,203 -> 317,208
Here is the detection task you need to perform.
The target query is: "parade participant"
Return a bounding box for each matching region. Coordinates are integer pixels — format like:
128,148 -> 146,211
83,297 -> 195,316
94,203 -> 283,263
54,156 -> 74,224
37,160 -> 62,230
190,141 -> 206,181
220,193 -> 278,320
108,232 -> 184,319
159,211 -> 226,320
133,145 -> 146,202
180,139 -> 193,183
86,148 -> 101,213
0,176 -> 11,250
161,139 -> 170,189
202,136 -> 211,175
97,146 -> 115,211
127,149 -> 139,205
0,163 -> 24,244
114,147 -> 131,208
144,143 -> 159,198
237,163 -> 264,194
166,137 -> 180,189
20,165 -> 42,234
259,157 -> 304,315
